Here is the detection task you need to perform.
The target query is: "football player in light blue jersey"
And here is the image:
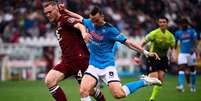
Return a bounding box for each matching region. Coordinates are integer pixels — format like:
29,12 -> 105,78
61,6 -> 161,101
175,18 -> 199,92
82,18 -> 128,68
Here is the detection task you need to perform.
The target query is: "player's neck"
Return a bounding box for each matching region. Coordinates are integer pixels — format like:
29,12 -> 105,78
97,21 -> 106,26
55,13 -> 62,24
160,28 -> 166,33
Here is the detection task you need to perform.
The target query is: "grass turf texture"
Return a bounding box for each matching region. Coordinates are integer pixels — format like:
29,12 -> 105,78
0,75 -> 200,101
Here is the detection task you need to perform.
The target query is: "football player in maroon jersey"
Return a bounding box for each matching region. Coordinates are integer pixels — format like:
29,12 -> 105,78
43,1 -> 105,101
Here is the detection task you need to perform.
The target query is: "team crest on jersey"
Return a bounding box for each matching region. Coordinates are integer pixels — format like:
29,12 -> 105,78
109,71 -> 114,78
67,18 -> 75,23
77,70 -> 83,77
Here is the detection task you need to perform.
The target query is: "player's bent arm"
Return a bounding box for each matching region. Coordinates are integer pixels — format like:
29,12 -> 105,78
74,23 -> 90,43
124,39 -> 160,60
64,9 -> 83,22
124,39 -> 144,52
174,40 -> 178,49
58,3 -> 83,22
193,39 -> 200,58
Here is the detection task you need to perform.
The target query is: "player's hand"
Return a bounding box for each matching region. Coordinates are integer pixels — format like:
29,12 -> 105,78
143,50 -> 160,60
58,3 -> 71,15
197,54 -> 200,60
147,52 -> 160,60
57,3 -> 65,14
58,3 -> 65,10
170,49 -> 177,64
82,32 -> 92,43
58,3 -> 68,15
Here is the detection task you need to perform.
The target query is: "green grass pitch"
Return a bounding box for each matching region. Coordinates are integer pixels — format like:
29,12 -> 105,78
0,75 -> 200,101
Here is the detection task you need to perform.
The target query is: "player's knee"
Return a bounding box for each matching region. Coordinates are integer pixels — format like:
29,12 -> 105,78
178,71 -> 185,74
89,88 -> 102,97
112,90 -> 125,99
89,88 -> 95,96
80,86 -> 90,97
44,76 -> 57,88
190,66 -> 195,72
112,92 -> 125,99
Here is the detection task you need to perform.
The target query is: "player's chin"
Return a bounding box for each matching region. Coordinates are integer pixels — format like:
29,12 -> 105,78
161,26 -> 167,29
50,19 -> 55,22
48,18 -> 54,22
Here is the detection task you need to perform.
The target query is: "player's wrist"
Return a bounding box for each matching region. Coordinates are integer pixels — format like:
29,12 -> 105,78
143,50 -> 149,57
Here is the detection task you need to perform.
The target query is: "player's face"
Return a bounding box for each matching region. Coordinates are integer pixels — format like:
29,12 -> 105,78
158,19 -> 168,30
181,22 -> 188,29
44,5 -> 58,22
89,13 -> 104,26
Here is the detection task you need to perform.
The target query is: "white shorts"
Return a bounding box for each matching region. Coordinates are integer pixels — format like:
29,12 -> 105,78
85,65 -> 120,85
178,53 -> 196,66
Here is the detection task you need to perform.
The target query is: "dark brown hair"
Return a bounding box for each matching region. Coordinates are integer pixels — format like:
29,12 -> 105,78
90,6 -> 103,16
158,16 -> 169,22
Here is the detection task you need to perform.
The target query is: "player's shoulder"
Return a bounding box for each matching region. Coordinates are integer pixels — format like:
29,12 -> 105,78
166,30 -> 174,35
105,23 -> 119,33
167,31 -> 175,39
187,27 -> 196,30
104,23 -> 118,30
149,28 -> 159,35
83,18 -> 92,23
187,28 -> 196,33
105,23 -> 114,28
175,29 -> 182,35
62,16 -> 78,25
83,18 -> 94,28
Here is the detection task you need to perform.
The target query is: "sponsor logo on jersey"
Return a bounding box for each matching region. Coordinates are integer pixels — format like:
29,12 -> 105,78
90,31 -> 104,40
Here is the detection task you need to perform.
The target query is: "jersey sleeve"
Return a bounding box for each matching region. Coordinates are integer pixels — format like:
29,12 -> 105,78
107,28 -> 127,43
82,18 -> 93,31
191,29 -> 198,40
63,16 -> 80,27
170,33 -> 176,48
144,31 -> 155,43
174,31 -> 179,41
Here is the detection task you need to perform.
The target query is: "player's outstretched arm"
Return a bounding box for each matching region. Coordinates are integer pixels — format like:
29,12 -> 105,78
193,39 -> 200,59
124,39 -> 160,60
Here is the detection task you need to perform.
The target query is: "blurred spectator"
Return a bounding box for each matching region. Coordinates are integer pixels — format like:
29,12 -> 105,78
0,0 -> 200,43
43,46 -> 55,74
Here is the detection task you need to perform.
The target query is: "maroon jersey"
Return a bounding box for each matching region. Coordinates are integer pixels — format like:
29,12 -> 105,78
56,16 -> 89,62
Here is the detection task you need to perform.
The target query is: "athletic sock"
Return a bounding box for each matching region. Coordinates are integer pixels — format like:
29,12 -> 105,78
81,96 -> 91,101
178,71 -> 185,88
93,89 -> 106,101
48,85 -> 67,101
185,73 -> 190,85
190,71 -> 196,88
149,85 -> 162,100
122,80 -> 146,96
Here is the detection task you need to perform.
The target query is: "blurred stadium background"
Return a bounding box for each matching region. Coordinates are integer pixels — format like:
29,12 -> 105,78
0,0 -> 201,101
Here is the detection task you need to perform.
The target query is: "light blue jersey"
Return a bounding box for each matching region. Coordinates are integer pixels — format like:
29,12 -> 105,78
175,28 -> 197,53
83,19 -> 126,69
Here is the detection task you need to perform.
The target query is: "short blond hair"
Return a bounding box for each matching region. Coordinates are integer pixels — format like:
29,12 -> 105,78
43,0 -> 57,8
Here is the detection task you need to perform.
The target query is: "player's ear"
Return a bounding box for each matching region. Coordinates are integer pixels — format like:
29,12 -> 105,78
56,6 -> 60,11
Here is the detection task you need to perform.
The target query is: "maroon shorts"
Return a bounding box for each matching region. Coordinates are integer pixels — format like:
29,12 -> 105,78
53,57 -> 89,83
